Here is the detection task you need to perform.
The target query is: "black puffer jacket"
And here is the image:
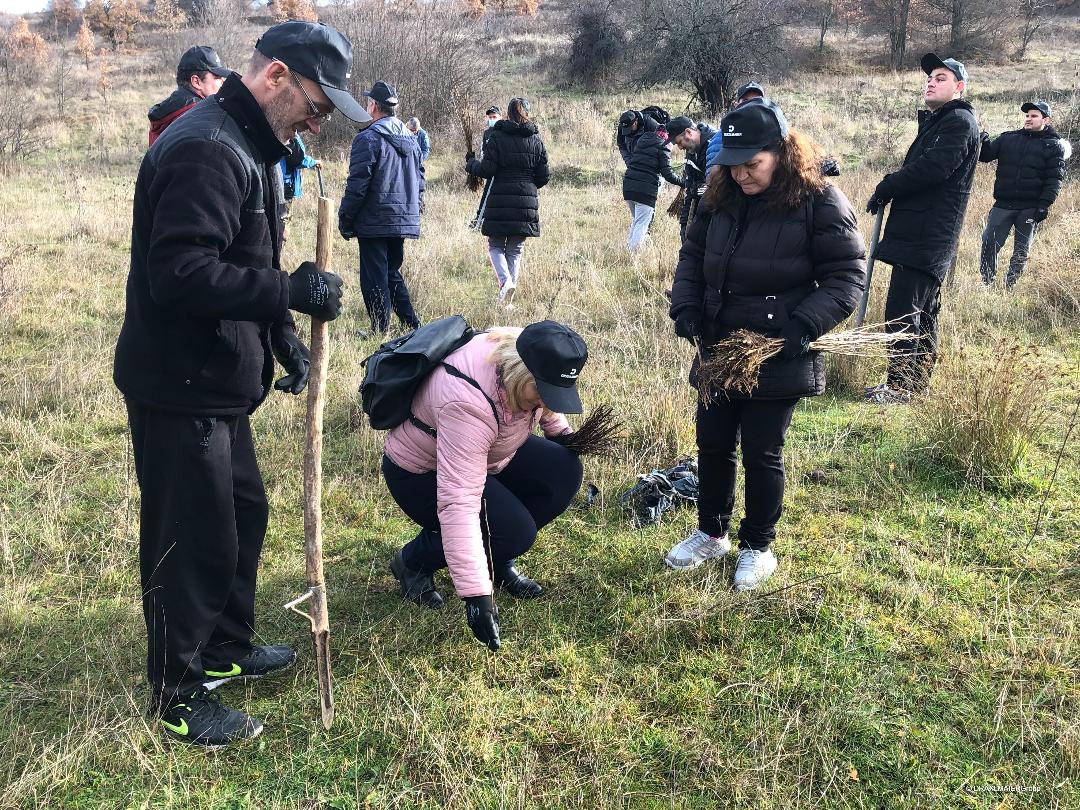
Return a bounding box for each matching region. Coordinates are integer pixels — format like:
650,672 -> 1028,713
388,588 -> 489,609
980,125 -> 1066,210
621,116 -> 681,207
680,123 -> 717,230
670,184 -> 866,399
873,99 -> 980,281
466,120 -> 550,238
115,74 -> 292,416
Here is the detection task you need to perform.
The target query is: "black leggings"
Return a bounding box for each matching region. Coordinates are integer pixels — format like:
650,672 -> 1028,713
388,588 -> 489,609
382,435 -> 584,575
696,397 -> 799,551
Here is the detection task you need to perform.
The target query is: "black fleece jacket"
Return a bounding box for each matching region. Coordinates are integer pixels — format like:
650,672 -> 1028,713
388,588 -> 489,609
115,74 -> 293,416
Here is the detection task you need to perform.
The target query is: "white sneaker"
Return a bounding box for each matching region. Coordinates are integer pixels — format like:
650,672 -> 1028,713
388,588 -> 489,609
664,528 -> 731,570
733,548 -> 778,592
498,282 -> 516,308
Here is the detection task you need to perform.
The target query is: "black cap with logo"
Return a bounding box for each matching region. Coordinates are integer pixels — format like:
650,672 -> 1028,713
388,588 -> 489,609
363,81 -> 398,107
255,21 -> 371,123
1021,101 -> 1052,118
711,98 -> 790,166
516,321 -> 588,414
178,45 -> 231,79
921,53 -> 968,83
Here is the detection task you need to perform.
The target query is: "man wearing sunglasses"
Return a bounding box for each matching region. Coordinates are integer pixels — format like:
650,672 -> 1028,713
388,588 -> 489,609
339,80 -> 424,338
114,21 -> 368,749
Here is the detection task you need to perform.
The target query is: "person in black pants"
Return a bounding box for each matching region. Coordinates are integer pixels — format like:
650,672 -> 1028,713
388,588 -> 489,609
865,54 -> 980,403
667,99 -> 865,591
339,81 -> 424,338
379,323 -> 588,651
113,21 -> 360,748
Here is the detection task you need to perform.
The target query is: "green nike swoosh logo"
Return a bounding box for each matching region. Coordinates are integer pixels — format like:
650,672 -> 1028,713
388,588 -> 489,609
161,718 -> 188,736
204,663 -> 242,677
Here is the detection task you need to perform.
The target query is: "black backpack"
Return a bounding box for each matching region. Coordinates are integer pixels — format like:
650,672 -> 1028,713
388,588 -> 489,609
359,315 -> 499,434
641,105 -> 671,127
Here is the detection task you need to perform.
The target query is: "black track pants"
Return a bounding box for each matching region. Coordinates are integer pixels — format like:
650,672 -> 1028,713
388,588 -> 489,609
127,403 -> 268,708
883,265 -> 941,392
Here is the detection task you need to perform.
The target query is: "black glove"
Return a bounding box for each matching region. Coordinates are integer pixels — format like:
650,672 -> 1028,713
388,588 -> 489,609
673,309 -> 702,343
549,431 -> 574,447
271,325 -> 311,395
464,595 -> 500,652
777,319 -> 812,361
1033,208 -> 1048,223
339,227 -> 355,241
980,130 -> 991,144
865,195 -> 885,215
288,261 -> 343,321
465,150 -> 475,163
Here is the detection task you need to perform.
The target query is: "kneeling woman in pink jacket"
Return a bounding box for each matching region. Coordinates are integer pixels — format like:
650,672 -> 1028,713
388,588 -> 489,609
381,321 -> 587,651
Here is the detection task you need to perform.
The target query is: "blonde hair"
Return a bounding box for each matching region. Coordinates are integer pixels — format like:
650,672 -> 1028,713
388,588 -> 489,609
486,328 -> 537,413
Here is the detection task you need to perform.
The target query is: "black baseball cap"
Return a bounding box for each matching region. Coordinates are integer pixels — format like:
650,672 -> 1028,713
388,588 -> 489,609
363,81 -> 398,106
517,321 -> 588,414
177,45 -> 231,79
485,105 -> 500,116
734,81 -> 765,102
255,21 -> 371,123
921,53 -> 968,83
711,98 -> 790,166
1021,101 -> 1052,117
665,116 -> 695,138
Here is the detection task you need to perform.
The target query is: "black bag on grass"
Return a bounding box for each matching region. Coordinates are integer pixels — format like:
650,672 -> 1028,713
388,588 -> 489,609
359,315 -> 478,430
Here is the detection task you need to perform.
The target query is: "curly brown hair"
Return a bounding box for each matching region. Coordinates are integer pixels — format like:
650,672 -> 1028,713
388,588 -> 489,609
702,128 -> 827,213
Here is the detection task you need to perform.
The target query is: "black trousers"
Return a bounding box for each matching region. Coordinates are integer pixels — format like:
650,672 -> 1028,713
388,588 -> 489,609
980,206 -> 1038,288
382,435 -> 583,575
357,236 -> 420,334
883,264 -> 941,392
127,404 -> 268,708
696,397 -> 799,551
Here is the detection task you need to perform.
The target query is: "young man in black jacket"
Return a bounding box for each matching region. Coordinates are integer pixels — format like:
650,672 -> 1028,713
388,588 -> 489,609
978,101 -> 1068,288
665,115 -> 716,240
865,54 -> 980,404
114,21 -> 367,748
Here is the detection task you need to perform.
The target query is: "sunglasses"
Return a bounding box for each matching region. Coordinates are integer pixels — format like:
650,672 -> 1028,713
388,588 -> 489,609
290,70 -> 332,124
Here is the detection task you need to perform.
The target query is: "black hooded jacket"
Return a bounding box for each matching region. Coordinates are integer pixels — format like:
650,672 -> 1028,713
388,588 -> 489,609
620,115 -> 681,207
670,183 -> 866,399
115,74 -> 293,416
679,122 -> 717,229
466,119 -> 550,238
980,125 -> 1066,211
873,98 -> 980,281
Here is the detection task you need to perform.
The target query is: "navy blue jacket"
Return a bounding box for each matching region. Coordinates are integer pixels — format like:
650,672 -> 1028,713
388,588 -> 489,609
339,116 -> 424,239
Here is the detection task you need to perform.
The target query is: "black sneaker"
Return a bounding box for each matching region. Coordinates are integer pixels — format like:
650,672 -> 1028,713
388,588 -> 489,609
159,688 -> 263,748
202,645 -> 297,690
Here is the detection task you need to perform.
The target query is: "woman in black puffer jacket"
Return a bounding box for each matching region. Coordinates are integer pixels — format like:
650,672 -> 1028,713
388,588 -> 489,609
617,110 -> 681,252
666,99 -> 865,592
466,97 -> 550,307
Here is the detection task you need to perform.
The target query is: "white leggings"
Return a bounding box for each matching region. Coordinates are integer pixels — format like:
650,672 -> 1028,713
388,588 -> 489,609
488,235 -> 526,288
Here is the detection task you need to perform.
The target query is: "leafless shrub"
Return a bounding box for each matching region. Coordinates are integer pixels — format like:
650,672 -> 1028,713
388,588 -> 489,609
556,1 -> 628,91
912,342 -> 1049,489
0,88 -> 50,169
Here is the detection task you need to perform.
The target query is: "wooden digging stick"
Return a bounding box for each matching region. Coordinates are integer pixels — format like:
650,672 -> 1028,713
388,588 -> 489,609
284,186 -> 334,729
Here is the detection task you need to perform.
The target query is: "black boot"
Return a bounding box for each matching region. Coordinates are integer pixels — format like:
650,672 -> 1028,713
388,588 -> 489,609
390,550 -> 444,609
494,560 -> 544,599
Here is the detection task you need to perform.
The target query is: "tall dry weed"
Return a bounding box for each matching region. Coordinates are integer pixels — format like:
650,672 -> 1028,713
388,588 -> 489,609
911,342 -> 1050,489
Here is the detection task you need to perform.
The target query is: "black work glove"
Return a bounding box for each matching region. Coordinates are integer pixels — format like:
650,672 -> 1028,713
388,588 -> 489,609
271,325 -> 311,395
549,431 -> 574,448
980,130 -> 991,144
1033,208 -> 1048,223
777,319 -> 813,361
465,150 -> 475,163
673,309 -> 702,343
464,595 -> 500,652
288,261 -> 343,321
865,195 -> 885,215
339,227 -> 355,241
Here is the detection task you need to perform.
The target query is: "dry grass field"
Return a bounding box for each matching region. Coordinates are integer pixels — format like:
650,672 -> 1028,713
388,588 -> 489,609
1,15 -> 1078,809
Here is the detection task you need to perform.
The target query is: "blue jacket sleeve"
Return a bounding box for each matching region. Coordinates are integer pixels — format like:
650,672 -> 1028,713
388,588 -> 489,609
419,130 -> 431,161
706,131 -> 723,169
339,132 -> 376,233
301,154 -> 317,169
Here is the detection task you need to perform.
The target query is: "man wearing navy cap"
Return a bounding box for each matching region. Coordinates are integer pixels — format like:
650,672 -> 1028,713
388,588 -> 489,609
864,53 -> 980,404
339,80 -> 424,337
115,20 -> 364,748
148,45 -> 232,145
977,100 -> 1068,288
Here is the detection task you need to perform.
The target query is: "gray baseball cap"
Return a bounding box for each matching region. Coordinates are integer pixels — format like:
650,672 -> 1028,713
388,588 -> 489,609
921,53 -> 968,83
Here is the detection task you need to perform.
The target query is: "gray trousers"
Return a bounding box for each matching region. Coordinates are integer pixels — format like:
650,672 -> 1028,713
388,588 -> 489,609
979,206 -> 1038,288
487,235 -> 526,289
626,201 -> 654,252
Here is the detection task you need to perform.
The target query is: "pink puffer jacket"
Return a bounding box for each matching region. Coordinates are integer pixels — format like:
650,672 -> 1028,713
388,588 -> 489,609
383,332 -> 571,597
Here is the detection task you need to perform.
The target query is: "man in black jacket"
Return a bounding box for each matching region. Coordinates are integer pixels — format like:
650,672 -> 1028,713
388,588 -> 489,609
978,101 -> 1068,288
665,115 -> 716,240
865,53 -> 980,403
147,45 -> 231,146
114,21 -> 367,748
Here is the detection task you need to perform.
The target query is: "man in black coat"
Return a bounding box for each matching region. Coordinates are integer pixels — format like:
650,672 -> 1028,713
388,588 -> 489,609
665,115 -> 716,240
147,45 -> 231,146
865,53 -> 980,403
114,21 -> 365,748
978,101 -> 1068,288
618,109 -> 681,252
